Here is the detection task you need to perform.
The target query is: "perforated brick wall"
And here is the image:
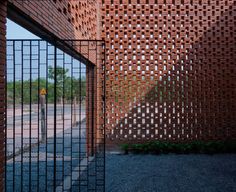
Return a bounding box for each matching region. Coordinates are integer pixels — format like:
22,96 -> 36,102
101,0 -> 236,145
8,0 -> 98,40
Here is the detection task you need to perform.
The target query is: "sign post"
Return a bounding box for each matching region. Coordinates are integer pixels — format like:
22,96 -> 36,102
40,88 -> 47,142
72,96 -> 77,127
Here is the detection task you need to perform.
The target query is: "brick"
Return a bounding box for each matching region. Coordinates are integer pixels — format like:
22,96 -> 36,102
0,1 -> 6,191
101,0 -> 236,146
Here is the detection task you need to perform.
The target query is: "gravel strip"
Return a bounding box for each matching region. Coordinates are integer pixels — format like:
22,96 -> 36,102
106,154 -> 236,192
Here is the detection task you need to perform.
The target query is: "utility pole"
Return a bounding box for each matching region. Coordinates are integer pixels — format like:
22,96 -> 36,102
40,88 -> 46,142
72,96 -> 77,127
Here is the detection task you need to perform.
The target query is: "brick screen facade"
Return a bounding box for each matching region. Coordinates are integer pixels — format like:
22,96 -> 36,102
101,0 -> 236,146
8,0 -> 98,40
0,0 -> 236,189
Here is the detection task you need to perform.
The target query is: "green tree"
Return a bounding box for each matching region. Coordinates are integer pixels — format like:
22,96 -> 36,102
7,78 -> 51,105
48,66 -> 69,119
48,66 -> 69,102
6,67 -> 86,105
64,77 -> 86,102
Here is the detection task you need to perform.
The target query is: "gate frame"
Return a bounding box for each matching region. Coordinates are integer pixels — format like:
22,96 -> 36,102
1,1 -> 106,191
4,38 -> 106,191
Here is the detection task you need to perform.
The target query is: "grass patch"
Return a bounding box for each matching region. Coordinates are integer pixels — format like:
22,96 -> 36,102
120,140 -> 236,155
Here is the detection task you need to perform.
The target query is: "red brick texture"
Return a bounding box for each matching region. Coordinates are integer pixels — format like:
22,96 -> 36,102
0,0 -> 235,187
101,0 -> 236,145
8,0 -> 98,40
0,1 -> 7,190
85,41 -> 106,155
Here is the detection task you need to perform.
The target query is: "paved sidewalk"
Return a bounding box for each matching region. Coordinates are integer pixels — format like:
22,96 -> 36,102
106,154 -> 236,192
6,120 -> 87,192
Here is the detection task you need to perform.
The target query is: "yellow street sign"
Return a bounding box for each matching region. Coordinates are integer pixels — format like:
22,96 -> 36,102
40,88 -> 47,95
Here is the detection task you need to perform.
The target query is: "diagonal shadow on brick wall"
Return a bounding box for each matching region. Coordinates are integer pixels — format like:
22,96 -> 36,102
106,6 -> 236,147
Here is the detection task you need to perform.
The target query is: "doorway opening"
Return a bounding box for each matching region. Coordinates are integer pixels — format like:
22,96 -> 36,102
6,20 -> 105,192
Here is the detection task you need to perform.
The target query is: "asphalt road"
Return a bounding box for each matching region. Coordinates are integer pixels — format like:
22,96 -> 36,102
6,104 -> 86,156
7,104 -> 86,125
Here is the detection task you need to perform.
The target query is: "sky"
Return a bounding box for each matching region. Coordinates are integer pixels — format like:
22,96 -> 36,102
7,19 -> 40,39
6,19 -> 86,82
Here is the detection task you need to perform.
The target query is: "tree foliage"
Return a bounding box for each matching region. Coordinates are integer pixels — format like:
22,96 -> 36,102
7,71 -> 86,105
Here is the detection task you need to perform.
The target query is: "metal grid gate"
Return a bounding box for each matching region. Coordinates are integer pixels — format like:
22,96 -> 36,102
5,39 -> 105,192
